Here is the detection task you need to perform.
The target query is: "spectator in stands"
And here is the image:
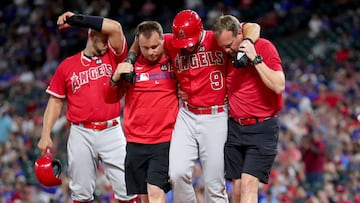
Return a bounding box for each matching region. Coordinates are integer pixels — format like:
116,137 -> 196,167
301,132 -> 326,193
0,1 -> 359,203
308,14 -> 323,38
334,42 -> 352,63
335,185 -> 352,203
0,102 -> 13,145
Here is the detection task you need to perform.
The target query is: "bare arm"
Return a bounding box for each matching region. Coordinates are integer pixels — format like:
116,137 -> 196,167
37,96 -> 63,155
105,63 -> 131,103
240,39 -> 285,94
254,64 -> 285,94
129,38 -> 140,55
242,22 -> 261,43
102,18 -> 125,54
238,22 -> 261,53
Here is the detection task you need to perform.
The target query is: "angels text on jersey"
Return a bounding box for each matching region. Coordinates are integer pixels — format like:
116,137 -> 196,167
174,51 -> 225,73
71,64 -> 112,93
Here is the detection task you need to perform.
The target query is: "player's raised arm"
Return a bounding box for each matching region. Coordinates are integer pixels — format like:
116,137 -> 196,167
128,38 -> 140,56
57,11 -> 125,54
100,18 -> 125,54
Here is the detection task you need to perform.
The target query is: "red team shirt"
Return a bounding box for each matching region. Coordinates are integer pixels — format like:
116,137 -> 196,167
164,31 -> 228,107
227,38 -> 283,119
46,42 -> 127,123
104,55 -> 178,144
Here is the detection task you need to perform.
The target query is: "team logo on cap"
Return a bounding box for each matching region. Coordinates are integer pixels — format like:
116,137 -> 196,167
179,29 -> 186,39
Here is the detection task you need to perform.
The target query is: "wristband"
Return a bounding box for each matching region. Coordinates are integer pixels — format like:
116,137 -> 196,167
110,74 -> 120,84
66,14 -> 103,32
243,38 -> 254,44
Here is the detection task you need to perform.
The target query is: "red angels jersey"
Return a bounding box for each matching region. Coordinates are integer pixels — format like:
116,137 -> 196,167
164,31 -> 228,107
46,42 -> 128,123
124,55 -> 178,144
227,38 -> 283,119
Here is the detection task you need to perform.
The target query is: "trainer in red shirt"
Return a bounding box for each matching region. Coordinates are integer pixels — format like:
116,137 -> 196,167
213,15 -> 285,203
104,21 -> 178,203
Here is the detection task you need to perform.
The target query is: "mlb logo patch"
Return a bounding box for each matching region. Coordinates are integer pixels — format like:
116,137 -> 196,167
139,73 -> 149,81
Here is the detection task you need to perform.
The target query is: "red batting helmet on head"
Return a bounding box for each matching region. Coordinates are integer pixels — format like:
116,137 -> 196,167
172,9 -> 203,48
34,149 -> 62,187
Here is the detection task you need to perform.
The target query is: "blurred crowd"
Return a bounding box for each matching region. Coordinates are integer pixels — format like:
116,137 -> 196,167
0,0 -> 359,202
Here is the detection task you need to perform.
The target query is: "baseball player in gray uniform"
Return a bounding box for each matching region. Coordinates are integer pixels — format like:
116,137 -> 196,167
164,10 -> 260,203
37,11 -> 138,203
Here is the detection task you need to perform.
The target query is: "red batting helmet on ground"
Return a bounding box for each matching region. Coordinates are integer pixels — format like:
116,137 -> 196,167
34,149 -> 62,187
172,9 -> 203,48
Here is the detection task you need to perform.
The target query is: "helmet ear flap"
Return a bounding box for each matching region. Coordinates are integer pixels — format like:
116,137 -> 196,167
52,159 -> 62,178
